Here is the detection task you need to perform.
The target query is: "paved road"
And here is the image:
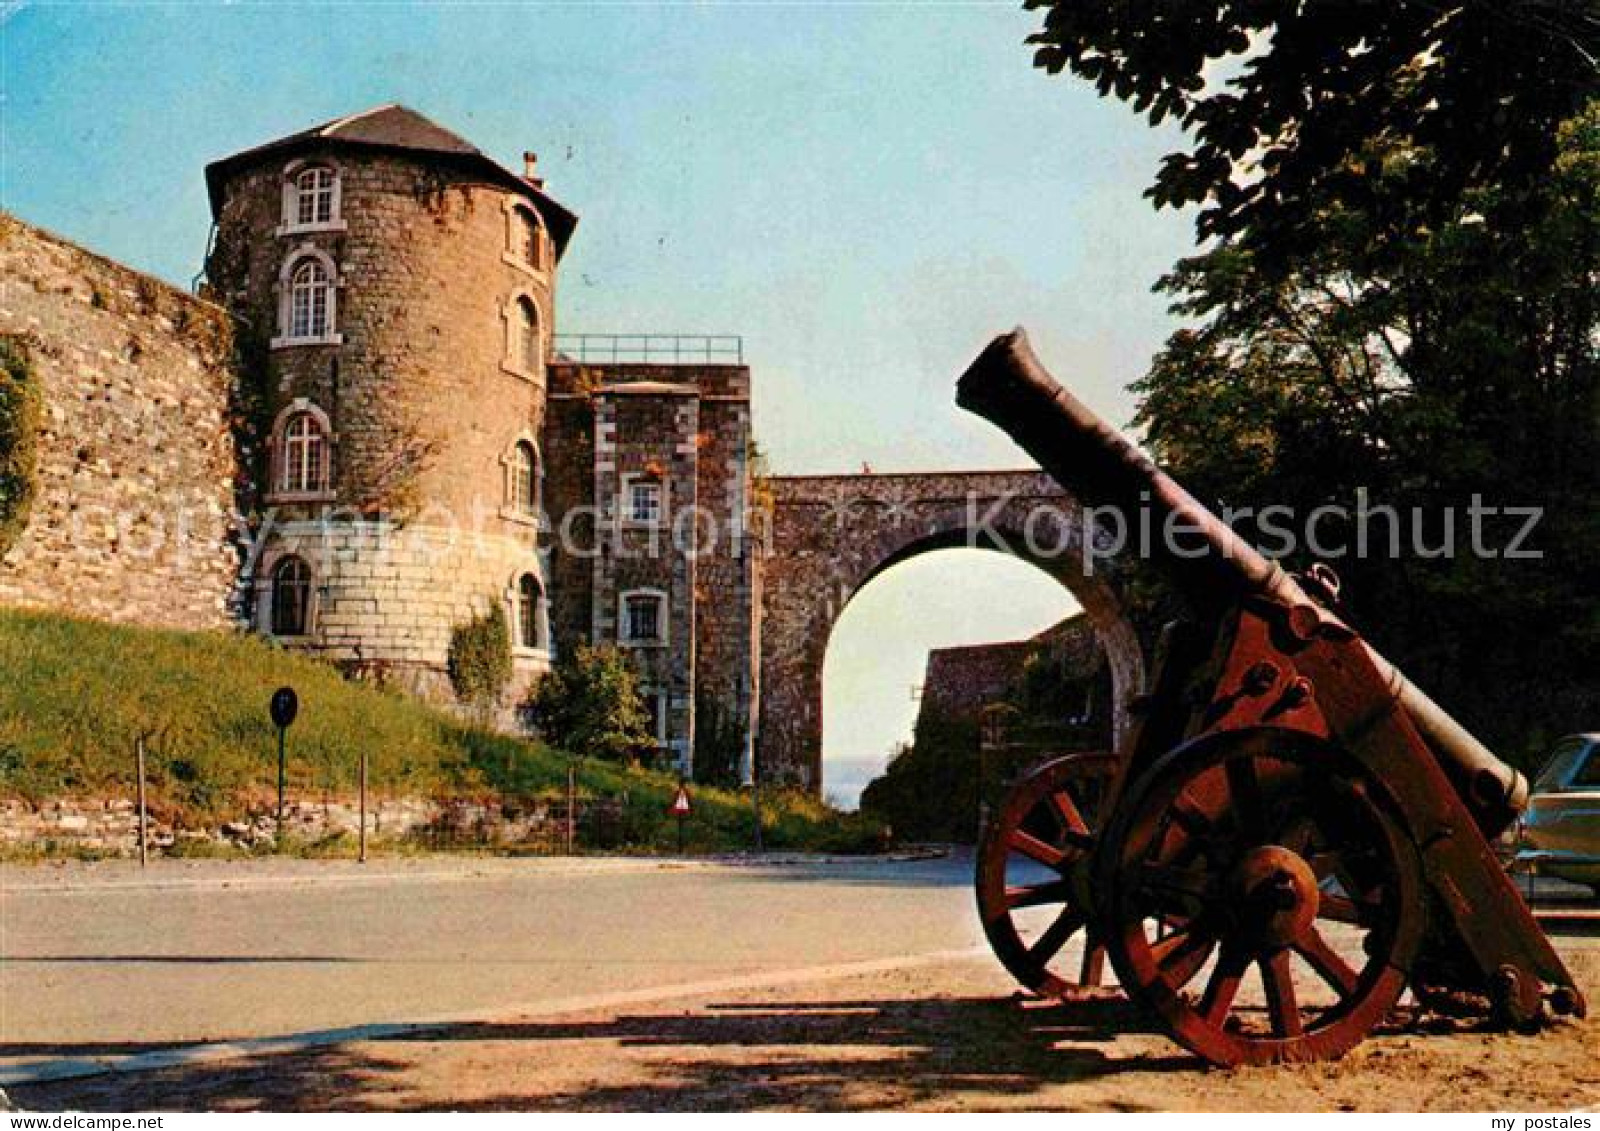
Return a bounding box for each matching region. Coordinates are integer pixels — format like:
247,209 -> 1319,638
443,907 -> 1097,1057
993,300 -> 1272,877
3,852 -> 1595,1092
0,853 -> 987,1070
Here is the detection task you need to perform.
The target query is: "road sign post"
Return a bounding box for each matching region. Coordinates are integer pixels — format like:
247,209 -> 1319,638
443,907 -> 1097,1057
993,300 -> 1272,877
669,781 -> 693,854
566,762 -> 577,856
358,745 -> 368,864
269,687 -> 299,840
135,733 -> 149,868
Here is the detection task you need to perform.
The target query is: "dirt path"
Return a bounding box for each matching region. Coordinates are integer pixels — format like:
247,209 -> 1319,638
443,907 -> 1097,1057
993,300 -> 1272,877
16,950 -> 1598,1112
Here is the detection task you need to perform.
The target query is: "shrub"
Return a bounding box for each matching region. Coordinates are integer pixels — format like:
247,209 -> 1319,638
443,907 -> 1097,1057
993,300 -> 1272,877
527,643 -> 653,763
0,335 -> 41,558
446,604 -> 513,712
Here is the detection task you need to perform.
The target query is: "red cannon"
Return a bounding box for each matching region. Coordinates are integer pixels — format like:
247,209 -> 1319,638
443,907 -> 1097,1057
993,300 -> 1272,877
959,328 -> 1584,1066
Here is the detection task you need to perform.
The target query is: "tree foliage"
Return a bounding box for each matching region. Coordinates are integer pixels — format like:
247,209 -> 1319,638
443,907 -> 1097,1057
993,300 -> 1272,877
1030,3 -> 1599,758
1131,103 -> 1600,760
1027,0 -> 1599,264
446,604 -> 513,712
527,643 -> 654,764
0,335 -> 41,560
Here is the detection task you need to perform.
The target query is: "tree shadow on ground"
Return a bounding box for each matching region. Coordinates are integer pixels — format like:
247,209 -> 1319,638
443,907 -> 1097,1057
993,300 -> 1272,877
12,991 -> 1194,1112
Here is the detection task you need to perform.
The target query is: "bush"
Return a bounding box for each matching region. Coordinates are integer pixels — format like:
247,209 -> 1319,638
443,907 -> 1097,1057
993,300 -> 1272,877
0,335 -> 41,558
527,643 -> 653,763
446,604 -> 512,712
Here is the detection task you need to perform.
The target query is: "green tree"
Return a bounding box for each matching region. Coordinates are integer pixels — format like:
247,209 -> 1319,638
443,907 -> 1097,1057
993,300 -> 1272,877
1131,105 -> 1600,760
1026,2 -> 1598,761
1026,0 -> 1598,265
527,643 -> 654,763
446,605 -> 513,714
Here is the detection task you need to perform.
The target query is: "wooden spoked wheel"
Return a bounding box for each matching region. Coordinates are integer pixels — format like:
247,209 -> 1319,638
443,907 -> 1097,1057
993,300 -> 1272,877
976,752 -> 1122,998
1099,727 -> 1426,1066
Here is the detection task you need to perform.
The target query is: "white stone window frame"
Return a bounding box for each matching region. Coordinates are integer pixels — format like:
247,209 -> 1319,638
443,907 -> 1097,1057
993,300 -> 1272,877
254,548 -> 322,642
618,587 -> 669,649
276,158 -> 348,237
265,398 -> 337,504
501,197 -> 548,278
506,568 -> 552,660
637,683 -> 670,745
271,245 -> 345,349
499,289 -> 546,384
620,472 -> 668,529
498,432 -> 544,528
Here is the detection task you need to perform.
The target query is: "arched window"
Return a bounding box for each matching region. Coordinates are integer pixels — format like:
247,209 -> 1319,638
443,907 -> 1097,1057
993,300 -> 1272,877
518,210 -> 543,269
289,257 -> 332,339
516,573 -> 543,649
294,166 -> 337,226
511,440 -> 538,515
270,556 -> 312,636
278,410 -> 328,495
516,297 -> 540,372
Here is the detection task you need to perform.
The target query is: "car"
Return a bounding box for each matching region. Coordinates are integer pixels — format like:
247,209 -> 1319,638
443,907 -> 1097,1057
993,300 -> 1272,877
1514,733 -> 1600,898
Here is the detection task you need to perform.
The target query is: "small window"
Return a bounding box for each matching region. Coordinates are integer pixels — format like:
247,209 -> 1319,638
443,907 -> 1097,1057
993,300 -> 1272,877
623,593 -> 663,644
511,441 -> 538,515
278,410 -> 328,495
516,297 -> 540,371
628,480 -> 662,525
516,572 -> 542,649
518,210 -> 543,269
289,258 -> 332,339
294,166 -> 337,226
270,556 -> 312,636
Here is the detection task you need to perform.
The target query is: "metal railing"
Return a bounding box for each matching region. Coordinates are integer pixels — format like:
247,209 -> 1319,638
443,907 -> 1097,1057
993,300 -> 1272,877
552,334 -> 744,365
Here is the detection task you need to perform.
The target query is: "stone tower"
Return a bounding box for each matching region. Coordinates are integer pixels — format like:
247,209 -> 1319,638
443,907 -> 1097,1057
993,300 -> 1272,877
203,105 -> 577,698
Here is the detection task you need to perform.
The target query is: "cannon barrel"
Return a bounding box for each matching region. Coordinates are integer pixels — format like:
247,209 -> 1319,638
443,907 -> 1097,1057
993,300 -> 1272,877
957,328 -> 1528,830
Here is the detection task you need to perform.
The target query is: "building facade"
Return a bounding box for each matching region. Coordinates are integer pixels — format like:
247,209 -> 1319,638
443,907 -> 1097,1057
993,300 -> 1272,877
543,351 -> 758,776
199,106 -> 757,773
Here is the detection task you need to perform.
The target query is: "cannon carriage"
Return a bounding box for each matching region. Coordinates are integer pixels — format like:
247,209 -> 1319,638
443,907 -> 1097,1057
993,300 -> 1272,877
960,329 -> 1585,1066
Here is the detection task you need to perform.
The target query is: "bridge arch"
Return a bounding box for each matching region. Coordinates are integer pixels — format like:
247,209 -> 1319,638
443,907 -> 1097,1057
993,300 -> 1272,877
757,470 -> 1144,791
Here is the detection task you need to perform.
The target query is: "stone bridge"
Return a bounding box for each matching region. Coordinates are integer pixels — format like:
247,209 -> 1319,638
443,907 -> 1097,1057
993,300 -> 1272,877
756,470 -> 1145,791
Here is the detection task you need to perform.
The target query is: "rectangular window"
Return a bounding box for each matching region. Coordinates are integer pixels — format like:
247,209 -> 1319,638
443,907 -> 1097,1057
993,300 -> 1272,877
624,595 -> 662,643
628,481 -> 662,525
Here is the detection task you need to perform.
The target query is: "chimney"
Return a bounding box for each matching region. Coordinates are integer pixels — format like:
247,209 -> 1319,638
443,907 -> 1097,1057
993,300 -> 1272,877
522,151 -> 543,187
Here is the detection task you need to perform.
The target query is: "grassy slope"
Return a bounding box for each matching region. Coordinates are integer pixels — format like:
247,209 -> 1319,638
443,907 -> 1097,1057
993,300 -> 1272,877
0,607 -> 869,852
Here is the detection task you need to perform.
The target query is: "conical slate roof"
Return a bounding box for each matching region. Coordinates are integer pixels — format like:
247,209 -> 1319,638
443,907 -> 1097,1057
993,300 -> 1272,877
204,104 -> 577,255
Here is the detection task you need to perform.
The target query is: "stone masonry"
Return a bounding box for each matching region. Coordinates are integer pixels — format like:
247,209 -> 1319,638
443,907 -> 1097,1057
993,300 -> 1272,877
758,471 -> 1144,790
202,106 -> 573,698
0,104 -> 1146,799
544,360 -> 757,776
0,217 -> 242,630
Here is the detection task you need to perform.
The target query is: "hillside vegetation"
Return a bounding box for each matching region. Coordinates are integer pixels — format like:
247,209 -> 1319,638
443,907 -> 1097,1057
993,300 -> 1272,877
0,607 -> 870,853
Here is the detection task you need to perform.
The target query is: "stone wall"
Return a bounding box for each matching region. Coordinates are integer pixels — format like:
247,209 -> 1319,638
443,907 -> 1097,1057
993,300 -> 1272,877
0,216 -> 243,630
246,518 -> 550,700
0,794 -> 627,857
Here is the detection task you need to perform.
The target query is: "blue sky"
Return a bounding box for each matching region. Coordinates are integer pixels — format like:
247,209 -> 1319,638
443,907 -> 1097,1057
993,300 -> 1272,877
3,2 -> 1197,801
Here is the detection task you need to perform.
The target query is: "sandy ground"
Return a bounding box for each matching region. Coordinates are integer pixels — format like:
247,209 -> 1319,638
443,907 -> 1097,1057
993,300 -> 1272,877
15,948 -> 1599,1113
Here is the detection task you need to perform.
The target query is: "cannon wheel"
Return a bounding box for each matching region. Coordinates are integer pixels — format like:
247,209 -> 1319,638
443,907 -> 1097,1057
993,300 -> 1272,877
1098,727 -> 1426,1065
975,752 -> 1123,998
